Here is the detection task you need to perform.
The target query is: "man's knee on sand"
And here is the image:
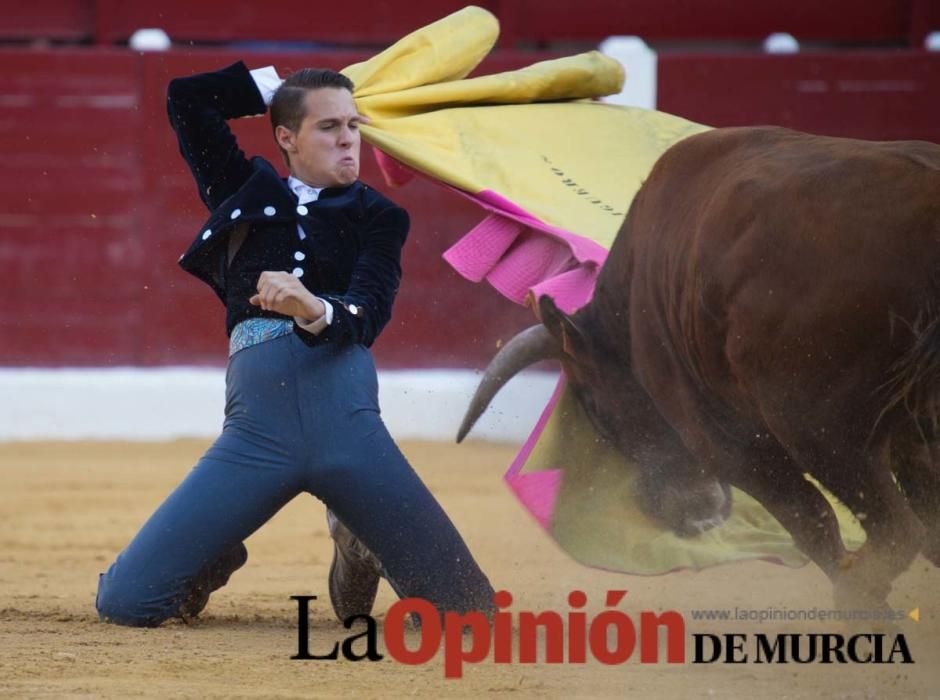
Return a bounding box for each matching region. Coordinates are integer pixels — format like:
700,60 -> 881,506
96,543 -> 249,627
95,571 -> 179,628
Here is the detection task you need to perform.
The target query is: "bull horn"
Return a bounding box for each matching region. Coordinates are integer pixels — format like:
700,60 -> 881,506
457,324 -> 558,443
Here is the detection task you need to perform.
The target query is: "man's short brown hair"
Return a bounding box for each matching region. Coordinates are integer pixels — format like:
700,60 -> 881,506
270,68 -> 355,165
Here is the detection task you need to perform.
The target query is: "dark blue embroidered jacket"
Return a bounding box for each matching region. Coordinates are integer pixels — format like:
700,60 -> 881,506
167,61 -> 409,348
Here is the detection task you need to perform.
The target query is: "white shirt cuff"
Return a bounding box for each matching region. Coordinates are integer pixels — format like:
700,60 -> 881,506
294,299 -> 334,335
250,66 -> 282,106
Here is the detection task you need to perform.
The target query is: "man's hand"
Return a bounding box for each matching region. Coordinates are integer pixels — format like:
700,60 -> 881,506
249,271 -> 325,321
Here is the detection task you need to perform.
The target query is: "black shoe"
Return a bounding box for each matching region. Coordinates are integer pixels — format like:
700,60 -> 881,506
177,542 -> 248,621
327,510 -> 382,623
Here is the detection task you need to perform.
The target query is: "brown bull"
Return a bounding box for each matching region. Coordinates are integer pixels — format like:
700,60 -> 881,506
459,126 -> 940,608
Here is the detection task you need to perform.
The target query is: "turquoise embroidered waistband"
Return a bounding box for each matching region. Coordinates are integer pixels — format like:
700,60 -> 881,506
229,318 -> 294,357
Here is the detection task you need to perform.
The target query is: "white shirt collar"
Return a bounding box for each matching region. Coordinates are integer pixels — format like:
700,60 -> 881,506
287,175 -> 324,205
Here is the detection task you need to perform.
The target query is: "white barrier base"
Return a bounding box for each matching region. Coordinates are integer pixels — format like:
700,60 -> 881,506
0,368 -> 558,443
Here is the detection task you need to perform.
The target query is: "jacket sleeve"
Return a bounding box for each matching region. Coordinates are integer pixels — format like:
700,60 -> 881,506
166,61 -> 268,211
294,206 -> 410,349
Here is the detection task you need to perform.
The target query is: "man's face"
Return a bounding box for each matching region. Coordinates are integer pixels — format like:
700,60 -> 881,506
277,87 -> 361,188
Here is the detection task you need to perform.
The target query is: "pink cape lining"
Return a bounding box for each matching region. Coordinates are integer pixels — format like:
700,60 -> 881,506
500,377 -> 567,529
371,148 -> 605,527
372,148 -> 607,315
440,192 -> 601,526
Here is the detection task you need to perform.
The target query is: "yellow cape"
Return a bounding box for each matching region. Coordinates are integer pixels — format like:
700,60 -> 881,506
344,6 -> 707,251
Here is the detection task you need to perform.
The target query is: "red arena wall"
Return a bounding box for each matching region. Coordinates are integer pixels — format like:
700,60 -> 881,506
2,2 -> 939,368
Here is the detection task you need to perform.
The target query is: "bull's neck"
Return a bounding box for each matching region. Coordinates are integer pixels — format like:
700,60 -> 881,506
573,295 -> 695,475
571,295 -> 628,361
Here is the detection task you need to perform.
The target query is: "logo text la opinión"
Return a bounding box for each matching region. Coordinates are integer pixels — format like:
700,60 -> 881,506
290,591 -> 913,678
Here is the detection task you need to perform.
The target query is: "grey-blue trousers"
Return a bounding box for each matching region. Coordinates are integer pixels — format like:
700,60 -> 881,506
95,332 -> 494,626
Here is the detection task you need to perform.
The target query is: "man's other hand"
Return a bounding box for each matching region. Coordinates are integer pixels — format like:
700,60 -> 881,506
249,271 -> 326,321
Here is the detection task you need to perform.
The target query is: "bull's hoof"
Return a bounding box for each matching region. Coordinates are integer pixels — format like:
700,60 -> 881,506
837,553 -> 858,571
833,576 -> 891,615
832,586 -> 898,633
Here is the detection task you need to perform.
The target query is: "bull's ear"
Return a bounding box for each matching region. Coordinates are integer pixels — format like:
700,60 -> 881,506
538,295 -> 586,358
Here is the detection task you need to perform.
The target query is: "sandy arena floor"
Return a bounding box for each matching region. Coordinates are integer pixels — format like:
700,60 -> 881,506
0,440 -> 937,698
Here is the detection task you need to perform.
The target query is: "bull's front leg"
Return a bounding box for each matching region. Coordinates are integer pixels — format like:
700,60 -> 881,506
818,449 -> 926,612
699,439 -> 853,599
891,425 -> 940,566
